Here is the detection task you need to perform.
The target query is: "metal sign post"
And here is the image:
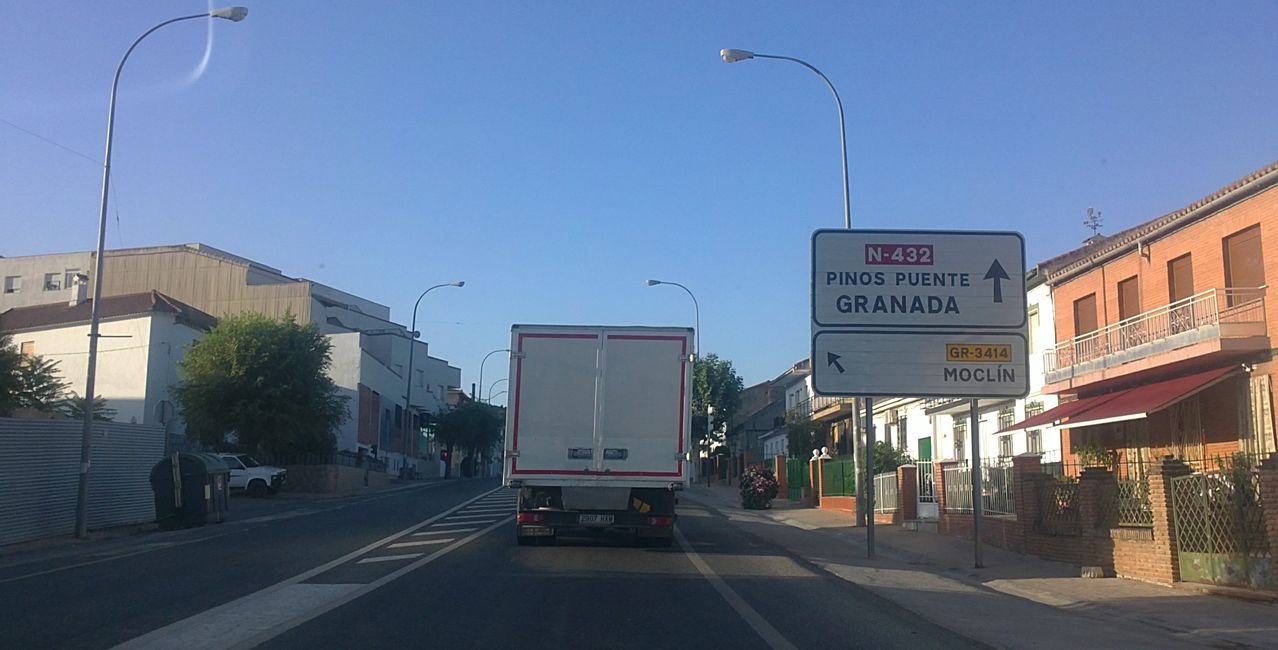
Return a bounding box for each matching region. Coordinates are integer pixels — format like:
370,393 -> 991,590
865,396 -> 875,559
970,399 -> 984,569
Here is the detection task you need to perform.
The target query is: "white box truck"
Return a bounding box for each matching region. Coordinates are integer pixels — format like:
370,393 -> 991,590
503,324 -> 694,546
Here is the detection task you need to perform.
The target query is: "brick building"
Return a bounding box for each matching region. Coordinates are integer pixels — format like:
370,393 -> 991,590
1006,162 -> 1278,469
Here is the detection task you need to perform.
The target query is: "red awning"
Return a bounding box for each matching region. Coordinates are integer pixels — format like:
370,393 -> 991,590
994,391 -> 1124,434
1059,366 -> 1240,430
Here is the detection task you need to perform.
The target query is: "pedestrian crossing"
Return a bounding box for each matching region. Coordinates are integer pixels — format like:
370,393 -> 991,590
349,490 -> 514,565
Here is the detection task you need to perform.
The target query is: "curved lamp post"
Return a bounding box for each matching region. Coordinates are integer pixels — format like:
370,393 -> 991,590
477,348 -> 509,403
720,48 -> 850,230
645,279 -> 699,357
487,378 -> 508,400
488,390 -> 508,404
403,281 -> 464,459
77,6 -> 249,539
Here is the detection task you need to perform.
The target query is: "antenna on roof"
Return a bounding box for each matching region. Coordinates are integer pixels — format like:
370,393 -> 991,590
1083,207 -> 1103,238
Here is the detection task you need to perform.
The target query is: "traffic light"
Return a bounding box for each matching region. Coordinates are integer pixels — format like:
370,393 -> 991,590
440,449 -> 450,462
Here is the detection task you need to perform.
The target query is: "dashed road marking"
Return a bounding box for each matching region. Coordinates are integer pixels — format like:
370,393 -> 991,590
356,553 -> 423,564
387,539 -> 454,549
414,529 -> 475,536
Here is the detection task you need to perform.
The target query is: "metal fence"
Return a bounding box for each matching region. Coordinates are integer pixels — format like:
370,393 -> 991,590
917,459 -> 936,503
1171,469 -> 1272,589
786,458 -> 807,501
943,464 -> 973,512
1037,481 -> 1081,535
821,458 -> 856,497
1115,478 -> 1153,527
874,471 -> 898,513
0,418 -> 165,546
983,463 -> 1016,516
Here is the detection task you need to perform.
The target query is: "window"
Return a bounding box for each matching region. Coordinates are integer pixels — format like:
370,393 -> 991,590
1024,400 -> 1044,418
1168,254 -> 1194,302
1224,225 -> 1264,306
43,273 -> 60,291
998,406 -> 1015,431
998,435 -> 1014,459
896,415 -> 907,450
1026,429 -> 1042,454
64,269 -> 82,288
1073,293 -> 1098,335
1117,276 -> 1140,321
952,415 -> 967,460
3,276 -> 20,294
20,341 -> 35,357
416,369 -> 424,388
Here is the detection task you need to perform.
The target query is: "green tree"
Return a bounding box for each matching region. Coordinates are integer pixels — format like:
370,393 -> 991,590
0,330 -> 26,416
173,313 -> 348,456
58,392 -> 117,422
435,401 -> 504,470
873,440 -> 913,474
786,413 -> 828,459
692,353 -> 744,452
15,355 -> 69,412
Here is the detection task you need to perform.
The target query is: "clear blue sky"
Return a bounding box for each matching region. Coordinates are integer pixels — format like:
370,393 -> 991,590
3,2 -> 1277,400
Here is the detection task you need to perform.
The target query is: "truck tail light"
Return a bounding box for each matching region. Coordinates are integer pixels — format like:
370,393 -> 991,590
647,516 -> 673,527
517,512 -> 545,523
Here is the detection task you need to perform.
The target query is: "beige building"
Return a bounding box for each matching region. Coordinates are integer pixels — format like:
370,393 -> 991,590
0,244 -> 461,475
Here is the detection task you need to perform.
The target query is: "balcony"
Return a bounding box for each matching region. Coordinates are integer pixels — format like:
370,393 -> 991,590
1044,287 -> 1268,392
789,395 -> 856,421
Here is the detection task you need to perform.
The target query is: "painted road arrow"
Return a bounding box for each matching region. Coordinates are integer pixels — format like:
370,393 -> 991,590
984,259 -> 1010,304
827,352 -> 845,373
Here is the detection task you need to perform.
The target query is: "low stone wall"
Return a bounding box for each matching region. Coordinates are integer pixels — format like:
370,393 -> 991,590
281,464 -> 389,494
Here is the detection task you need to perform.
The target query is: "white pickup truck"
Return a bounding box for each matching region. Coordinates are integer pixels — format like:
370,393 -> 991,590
503,325 -> 693,547
218,453 -> 287,497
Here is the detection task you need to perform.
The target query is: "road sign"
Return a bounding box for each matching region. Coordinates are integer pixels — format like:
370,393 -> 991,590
812,331 -> 1029,398
811,229 -> 1029,399
812,229 -> 1026,329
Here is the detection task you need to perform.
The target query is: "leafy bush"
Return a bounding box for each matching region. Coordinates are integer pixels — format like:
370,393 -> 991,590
739,466 -> 779,509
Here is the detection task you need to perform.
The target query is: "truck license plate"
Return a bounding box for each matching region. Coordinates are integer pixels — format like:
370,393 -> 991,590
577,514 -> 614,526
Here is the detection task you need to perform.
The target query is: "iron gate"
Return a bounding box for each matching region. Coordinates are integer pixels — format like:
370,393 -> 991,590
786,458 -> 808,501
1171,471 -> 1273,590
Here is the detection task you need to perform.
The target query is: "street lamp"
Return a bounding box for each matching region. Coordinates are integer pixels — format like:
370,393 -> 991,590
719,48 -> 851,230
477,348 -> 509,403
645,280 -> 699,357
488,390 -> 508,404
488,378 -> 508,401
76,6 -> 249,539
403,281 -> 464,461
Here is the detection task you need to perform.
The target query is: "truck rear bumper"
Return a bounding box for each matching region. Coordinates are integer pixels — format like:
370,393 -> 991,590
517,510 -> 675,531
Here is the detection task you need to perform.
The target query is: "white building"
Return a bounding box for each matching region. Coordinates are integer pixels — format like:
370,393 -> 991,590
0,285 -> 214,433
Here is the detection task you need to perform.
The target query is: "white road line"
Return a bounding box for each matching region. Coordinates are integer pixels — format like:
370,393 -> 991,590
233,517 -> 511,649
113,487 -> 503,650
413,528 -> 475,536
441,515 -> 501,522
355,553 -> 423,564
674,526 -> 797,650
431,520 -> 493,527
387,539 -> 454,548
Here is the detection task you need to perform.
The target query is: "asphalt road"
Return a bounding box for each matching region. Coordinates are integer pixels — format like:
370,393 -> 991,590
0,480 -> 978,650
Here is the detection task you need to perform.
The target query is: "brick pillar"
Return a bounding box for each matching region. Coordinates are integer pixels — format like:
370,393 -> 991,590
897,465 -> 918,523
1079,466 -> 1118,534
1258,453 -> 1278,556
816,459 -> 825,505
1148,456 -> 1194,584
1012,454 -> 1043,544
935,461 -> 954,513
775,455 -> 788,495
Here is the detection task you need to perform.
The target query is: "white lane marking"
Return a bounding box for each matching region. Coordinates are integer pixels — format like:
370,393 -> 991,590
430,521 -> 485,528
443,514 -> 503,521
460,506 -> 512,511
114,487 -> 504,650
233,517 -> 511,649
387,539 -> 454,548
414,528 -> 475,536
356,553 -> 423,564
674,526 -> 797,650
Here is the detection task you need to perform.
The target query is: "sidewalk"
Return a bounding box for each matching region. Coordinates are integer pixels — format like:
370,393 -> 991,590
685,483 -> 1278,649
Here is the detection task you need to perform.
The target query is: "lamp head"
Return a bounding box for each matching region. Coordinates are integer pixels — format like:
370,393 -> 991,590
210,6 -> 249,21
720,48 -> 755,63
451,281 -> 465,287
646,279 -> 661,286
